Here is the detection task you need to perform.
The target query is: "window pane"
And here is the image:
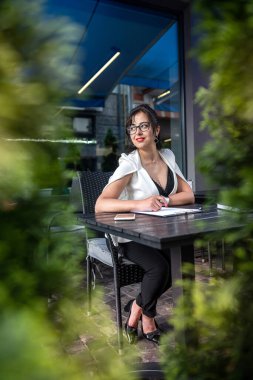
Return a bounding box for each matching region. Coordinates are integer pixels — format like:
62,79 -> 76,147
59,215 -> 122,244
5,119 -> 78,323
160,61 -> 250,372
67,19 -> 185,175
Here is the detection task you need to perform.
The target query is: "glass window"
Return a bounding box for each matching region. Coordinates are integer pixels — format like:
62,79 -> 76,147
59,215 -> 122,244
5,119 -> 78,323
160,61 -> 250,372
65,16 -> 185,175
59,1 -> 185,172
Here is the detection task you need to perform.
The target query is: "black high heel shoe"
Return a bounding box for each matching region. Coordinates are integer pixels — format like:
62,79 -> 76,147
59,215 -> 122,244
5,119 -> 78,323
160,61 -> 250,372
124,299 -> 138,344
141,318 -> 161,345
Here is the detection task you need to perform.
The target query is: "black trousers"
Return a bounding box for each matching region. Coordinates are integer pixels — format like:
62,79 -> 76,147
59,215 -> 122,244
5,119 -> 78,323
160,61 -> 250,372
120,241 -> 171,318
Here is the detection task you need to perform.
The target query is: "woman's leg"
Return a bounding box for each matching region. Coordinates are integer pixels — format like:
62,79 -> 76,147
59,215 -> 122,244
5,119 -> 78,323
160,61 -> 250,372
121,241 -> 171,318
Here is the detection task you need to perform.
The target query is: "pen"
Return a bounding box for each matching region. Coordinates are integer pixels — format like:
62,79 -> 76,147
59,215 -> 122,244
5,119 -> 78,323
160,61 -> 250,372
159,197 -> 169,206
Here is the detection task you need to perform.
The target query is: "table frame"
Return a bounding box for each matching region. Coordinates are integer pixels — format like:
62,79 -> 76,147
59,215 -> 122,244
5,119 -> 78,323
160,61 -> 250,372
80,205 -> 242,344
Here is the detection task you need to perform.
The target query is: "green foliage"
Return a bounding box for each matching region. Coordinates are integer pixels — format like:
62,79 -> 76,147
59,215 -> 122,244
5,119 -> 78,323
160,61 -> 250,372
103,128 -> 118,150
102,128 -> 119,171
194,0 -> 253,208
162,267 -> 253,380
0,1 -> 136,378
161,1 -> 253,379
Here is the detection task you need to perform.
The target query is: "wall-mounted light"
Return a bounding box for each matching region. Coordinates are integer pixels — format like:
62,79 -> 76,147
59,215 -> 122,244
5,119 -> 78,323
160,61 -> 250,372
78,51 -> 121,95
157,89 -> 171,99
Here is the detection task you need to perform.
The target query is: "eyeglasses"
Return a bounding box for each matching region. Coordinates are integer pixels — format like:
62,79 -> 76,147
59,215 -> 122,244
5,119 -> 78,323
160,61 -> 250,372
126,122 -> 151,135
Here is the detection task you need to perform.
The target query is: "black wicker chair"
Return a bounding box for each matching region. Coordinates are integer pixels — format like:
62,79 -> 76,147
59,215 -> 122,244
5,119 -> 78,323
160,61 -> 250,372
76,171 -> 144,350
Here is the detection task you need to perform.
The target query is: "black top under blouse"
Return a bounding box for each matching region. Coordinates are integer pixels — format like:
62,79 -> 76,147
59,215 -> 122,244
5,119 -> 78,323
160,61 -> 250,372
152,166 -> 174,196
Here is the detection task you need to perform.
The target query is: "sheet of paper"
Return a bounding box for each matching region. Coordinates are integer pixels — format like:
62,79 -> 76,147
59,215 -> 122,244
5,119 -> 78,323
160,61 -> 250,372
134,207 -> 202,217
217,203 -> 240,212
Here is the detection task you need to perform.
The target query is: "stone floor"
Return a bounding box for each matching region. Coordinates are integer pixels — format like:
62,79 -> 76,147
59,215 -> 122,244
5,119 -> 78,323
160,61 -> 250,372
70,249 -> 215,372
100,265 -> 173,364
100,251 -> 211,361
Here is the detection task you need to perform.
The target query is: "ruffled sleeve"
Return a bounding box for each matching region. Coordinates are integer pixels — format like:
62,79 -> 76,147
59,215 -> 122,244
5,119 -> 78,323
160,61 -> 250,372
104,152 -> 138,200
107,153 -> 137,185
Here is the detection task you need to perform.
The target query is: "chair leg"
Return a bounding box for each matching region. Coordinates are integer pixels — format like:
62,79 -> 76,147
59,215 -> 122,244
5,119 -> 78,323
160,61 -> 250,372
207,241 -> 213,276
87,256 -> 92,316
221,239 -> 226,271
214,239 -> 226,272
200,247 -> 207,263
113,266 -> 123,353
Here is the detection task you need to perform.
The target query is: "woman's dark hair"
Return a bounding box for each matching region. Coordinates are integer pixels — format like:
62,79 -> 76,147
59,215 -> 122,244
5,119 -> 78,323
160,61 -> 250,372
125,103 -> 162,151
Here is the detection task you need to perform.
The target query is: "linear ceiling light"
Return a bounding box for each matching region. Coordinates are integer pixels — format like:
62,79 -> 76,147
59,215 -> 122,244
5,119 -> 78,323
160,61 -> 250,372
78,51 -> 121,94
157,89 -> 171,99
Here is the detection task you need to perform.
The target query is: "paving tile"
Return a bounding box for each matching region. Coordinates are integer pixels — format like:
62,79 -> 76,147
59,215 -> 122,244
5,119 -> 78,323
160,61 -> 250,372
82,253 -> 210,362
72,251 -> 213,369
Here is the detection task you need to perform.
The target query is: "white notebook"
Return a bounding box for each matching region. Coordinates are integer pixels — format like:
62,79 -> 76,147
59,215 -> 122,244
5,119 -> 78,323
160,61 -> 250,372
134,207 -> 202,217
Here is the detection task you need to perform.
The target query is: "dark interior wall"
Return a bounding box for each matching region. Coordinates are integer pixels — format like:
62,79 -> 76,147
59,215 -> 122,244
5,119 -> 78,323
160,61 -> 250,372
190,11 -> 213,191
191,64 -> 212,191
182,1 -> 214,191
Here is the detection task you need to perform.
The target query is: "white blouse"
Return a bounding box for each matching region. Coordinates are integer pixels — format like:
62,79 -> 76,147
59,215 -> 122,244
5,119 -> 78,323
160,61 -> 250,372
104,149 -> 187,244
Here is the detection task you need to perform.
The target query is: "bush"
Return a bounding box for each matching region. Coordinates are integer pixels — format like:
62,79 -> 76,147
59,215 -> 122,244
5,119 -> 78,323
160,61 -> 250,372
0,1 -> 136,378
161,1 -> 253,379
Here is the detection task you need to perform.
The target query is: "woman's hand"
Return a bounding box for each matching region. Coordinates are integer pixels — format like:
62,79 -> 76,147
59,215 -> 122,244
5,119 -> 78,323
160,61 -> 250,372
132,195 -> 168,212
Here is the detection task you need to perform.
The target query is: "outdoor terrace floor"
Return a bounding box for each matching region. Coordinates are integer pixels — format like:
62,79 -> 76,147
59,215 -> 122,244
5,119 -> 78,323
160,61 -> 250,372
69,250 -> 216,372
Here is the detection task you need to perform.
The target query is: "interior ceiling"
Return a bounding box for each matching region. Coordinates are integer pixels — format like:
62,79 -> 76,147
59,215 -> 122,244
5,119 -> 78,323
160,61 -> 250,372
44,0 -> 178,108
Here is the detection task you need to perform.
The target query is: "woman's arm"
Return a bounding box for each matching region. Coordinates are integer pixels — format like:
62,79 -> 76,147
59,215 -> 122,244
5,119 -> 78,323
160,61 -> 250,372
95,173 -> 169,213
95,173 -> 134,213
167,175 -> 195,206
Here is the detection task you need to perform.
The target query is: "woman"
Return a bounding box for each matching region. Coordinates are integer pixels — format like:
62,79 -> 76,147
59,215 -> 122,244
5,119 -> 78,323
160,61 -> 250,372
95,104 -> 194,344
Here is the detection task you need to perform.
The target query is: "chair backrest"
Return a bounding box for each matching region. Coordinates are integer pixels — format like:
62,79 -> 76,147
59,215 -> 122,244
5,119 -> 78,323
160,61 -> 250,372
77,171 -> 112,214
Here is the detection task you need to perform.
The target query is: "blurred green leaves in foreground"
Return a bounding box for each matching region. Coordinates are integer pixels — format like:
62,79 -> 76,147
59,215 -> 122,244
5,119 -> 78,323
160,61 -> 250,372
0,1 -> 136,379
161,1 -> 253,379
